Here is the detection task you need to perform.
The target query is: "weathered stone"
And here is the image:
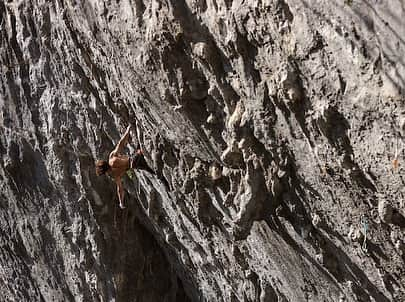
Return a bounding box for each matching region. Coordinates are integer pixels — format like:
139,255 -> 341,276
271,177 -> 283,198
187,78 -> 208,101
206,113 -> 217,124
227,101 -> 245,130
190,159 -> 206,180
209,163 -> 222,181
1,0 -> 405,301
312,213 -> 321,228
220,140 -> 244,168
315,252 -> 324,265
192,42 -> 211,60
279,63 -> 303,102
378,199 -> 394,224
394,240 -> 405,253
237,138 -> 249,150
348,226 -> 364,243
277,169 -> 287,179
399,116 -> 405,135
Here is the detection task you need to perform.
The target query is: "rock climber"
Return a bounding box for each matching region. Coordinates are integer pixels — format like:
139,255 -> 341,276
95,125 -> 155,209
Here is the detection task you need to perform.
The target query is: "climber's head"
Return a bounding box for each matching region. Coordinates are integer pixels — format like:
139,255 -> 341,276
95,160 -> 110,176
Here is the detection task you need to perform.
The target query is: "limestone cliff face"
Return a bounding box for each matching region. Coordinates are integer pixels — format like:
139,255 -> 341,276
1,1 -> 404,301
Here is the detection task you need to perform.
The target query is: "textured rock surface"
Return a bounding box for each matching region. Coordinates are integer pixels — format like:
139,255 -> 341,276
1,0 -> 405,301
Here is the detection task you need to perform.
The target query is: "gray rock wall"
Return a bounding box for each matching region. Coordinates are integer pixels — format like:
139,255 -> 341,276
1,0 -> 404,301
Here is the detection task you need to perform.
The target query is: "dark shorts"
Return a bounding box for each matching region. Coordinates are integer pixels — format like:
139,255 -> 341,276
129,153 -> 141,169
129,151 -> 155,174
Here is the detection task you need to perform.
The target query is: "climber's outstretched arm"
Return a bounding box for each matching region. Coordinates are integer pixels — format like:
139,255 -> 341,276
116,177 -> 125,209
111,126 -> 131,157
